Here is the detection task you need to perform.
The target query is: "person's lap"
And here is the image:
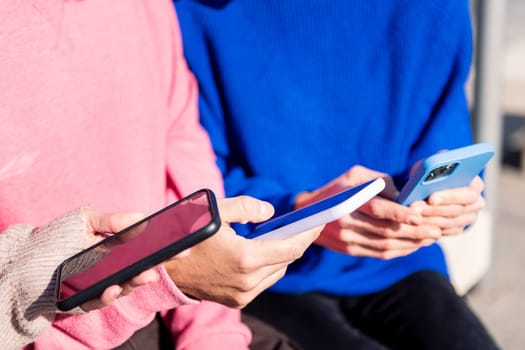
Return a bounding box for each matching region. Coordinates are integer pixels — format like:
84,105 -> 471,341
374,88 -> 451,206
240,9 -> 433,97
243,288 -> 387,350
112,313 -> 174,350
243,270 -> 499,350
114,312 -> 300,350
242,313 -> 302,350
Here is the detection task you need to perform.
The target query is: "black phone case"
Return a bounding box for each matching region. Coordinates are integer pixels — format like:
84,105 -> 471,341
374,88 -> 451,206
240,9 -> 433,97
55,188 -> 220,311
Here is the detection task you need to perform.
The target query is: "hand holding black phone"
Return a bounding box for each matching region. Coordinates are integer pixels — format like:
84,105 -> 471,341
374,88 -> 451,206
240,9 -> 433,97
55,189 -> 220,311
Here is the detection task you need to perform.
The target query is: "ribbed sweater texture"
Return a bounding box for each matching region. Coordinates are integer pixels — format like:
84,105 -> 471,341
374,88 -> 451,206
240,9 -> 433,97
175,0 -> 474,295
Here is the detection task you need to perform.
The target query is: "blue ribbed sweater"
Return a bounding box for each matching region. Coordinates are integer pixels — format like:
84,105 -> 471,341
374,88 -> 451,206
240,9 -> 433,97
175,0 -> 474,295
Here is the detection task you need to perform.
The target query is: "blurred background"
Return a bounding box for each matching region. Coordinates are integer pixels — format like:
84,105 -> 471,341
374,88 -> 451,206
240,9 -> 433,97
464,0 -> 525,349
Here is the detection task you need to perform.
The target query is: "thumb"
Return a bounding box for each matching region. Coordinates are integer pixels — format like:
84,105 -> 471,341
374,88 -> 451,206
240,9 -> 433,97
217,196 -> 275,224
86,209 -> 145,235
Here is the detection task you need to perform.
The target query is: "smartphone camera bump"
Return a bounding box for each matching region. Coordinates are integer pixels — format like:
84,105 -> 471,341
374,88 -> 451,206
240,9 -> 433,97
423,162 -> 459,183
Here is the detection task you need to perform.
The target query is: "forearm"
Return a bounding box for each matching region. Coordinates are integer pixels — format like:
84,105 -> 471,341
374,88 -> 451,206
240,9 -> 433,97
0,210 -> 86,350
31,267 -> 198,349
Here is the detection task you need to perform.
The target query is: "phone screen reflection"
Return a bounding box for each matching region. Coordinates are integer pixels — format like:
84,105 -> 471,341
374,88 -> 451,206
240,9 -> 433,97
58,191 -> 212,302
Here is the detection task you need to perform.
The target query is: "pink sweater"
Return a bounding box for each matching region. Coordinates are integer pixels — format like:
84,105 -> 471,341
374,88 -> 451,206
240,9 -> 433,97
0,1 -> 250,349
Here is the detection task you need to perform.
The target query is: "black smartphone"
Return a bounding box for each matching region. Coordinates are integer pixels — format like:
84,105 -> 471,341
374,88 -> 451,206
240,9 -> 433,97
55,188 -> 221,311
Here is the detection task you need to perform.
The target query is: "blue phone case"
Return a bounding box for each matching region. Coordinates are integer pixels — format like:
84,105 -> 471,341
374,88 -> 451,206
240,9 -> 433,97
396,142 -> 495,206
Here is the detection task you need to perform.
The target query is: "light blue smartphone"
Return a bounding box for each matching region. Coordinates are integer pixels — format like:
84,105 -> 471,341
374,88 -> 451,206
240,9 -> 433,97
396,142 -> 495,206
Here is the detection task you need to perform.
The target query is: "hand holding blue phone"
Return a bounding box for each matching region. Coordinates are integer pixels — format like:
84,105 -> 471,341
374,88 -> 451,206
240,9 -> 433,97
396,142 -> 495,206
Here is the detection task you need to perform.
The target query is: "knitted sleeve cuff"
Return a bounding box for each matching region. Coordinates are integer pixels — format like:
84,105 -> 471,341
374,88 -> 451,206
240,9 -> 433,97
0,209 -> 88,347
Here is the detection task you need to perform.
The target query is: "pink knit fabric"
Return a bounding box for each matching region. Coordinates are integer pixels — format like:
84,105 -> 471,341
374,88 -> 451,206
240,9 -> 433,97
0,1 -> 250,349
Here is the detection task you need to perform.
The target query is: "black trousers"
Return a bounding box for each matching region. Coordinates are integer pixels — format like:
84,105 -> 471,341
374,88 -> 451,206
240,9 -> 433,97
243,271 -> 500,350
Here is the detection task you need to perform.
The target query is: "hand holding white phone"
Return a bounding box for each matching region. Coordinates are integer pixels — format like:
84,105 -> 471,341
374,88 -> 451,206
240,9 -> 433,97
247,178 -> 386,240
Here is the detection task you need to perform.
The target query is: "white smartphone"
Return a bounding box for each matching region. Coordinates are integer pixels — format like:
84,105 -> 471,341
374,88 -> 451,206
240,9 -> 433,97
396,142 -> 495,206
247,178 -> 386,240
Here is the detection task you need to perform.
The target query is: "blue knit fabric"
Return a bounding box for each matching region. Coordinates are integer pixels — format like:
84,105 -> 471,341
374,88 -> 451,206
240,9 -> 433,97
175,0 -> 474,295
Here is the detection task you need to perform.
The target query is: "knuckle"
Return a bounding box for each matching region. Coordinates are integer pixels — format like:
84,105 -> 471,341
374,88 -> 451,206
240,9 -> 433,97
345,245 -> 364,257
344,245 -> 356,255
236,276 -> 258,293
224,295 -> 244,308
279,266 -> 288,278
349,165 -> 366,178
236,293 -> 254,308
381,227 -> 397,238
342,166 -> 362,182
236,254 -> 256,273
334,230 -> 349,243
378,249 -> 407,260
366,200 -> 381,217
447,217 -> 462,229
349,165 -> 364,174
289,245 -> 305,260
379,239 -> 394,251
373,238 -> 394,251
376,251 -> 391,260
237,195 -> 255,214
275,267 -> 288,282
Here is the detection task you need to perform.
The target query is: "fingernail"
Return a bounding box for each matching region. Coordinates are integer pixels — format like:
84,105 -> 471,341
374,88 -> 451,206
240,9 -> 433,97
112,286 -> 123,300
150,271 -> 160,282
259,202 -> 273,217
432,196 -> 442,205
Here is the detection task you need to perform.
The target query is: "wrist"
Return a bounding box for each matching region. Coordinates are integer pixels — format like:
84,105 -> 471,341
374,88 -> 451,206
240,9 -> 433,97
17,209 -> 88,318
